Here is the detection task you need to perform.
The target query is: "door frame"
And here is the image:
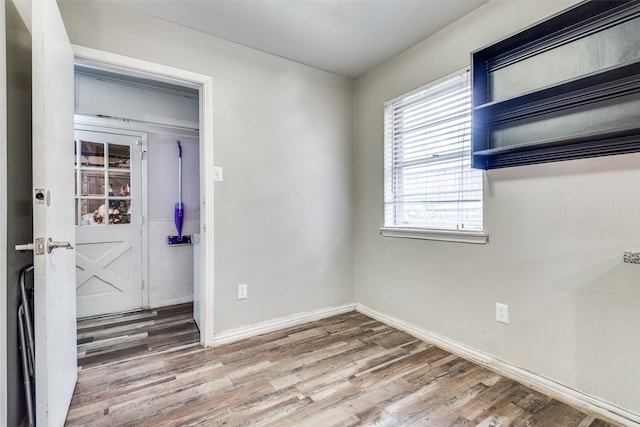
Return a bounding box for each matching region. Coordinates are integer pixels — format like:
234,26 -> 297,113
0,3 -> 8,423
74,123 -> 149,313
73,45 -> 215,347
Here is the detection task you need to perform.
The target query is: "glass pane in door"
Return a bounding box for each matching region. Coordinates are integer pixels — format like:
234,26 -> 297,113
108,199 -> 131,224
108,143 -> 131,169
79,170 -> 105,197
77,198 -> 106,225
80,140 -> 105,167
109,171 -> 131,197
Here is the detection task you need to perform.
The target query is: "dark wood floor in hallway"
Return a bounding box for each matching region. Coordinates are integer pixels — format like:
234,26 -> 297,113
66,309 -> 618,426
76,302 -> 200,370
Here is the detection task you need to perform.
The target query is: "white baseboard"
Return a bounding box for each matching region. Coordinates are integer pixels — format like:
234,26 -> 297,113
356,303 -> 640,427
212,303 -> 356,346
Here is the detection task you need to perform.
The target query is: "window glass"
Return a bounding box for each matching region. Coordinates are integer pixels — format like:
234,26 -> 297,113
75,139 -> 133,226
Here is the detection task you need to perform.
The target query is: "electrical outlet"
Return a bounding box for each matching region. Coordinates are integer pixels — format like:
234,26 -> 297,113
496,303 -> 509,324
237,284 -> 247,300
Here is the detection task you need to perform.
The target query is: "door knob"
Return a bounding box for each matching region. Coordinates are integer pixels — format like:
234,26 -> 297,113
47,238 -> 73,253
15,238 -> 46,255
15,238 -> 73,255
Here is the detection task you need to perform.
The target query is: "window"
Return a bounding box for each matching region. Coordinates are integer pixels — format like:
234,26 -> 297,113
75,138 -> 132,226
382,69 -> 486,243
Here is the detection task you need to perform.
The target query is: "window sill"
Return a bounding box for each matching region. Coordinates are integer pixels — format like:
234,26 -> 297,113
379,227 -> 489,244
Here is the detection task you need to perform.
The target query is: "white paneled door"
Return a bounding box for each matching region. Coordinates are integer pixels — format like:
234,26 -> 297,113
32,0 -> 77,425
75,128 -> 144,317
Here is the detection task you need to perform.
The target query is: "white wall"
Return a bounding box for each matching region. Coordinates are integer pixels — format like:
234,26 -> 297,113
148,134 -> 199,223
355,0 -> 640,414
147,133 -> 199,307
59,0 -> 355,333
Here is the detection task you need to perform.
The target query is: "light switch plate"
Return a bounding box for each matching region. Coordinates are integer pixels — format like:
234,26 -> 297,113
496,302 -> 509,324
213,166 -> 223,182
237,283 -> 247,300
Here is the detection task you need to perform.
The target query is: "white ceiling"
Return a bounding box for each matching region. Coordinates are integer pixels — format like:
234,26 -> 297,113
115,0 -> 488,78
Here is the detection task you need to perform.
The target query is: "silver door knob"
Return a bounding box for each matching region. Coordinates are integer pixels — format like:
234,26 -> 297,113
47,238 -> 73,253
15,238 -> 46,255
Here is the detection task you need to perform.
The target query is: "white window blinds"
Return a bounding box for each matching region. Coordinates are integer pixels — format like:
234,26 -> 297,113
383,69 -> 483,232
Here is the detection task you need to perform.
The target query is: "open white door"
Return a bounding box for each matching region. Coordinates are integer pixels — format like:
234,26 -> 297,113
32,0 -> 77,425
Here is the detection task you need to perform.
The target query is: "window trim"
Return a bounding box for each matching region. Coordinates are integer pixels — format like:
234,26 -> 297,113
380,227 -> 488,244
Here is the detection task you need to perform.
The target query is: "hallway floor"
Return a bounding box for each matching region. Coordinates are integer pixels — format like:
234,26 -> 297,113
76,302 -> 200,370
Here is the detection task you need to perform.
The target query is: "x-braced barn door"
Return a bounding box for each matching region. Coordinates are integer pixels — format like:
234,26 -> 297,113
74,127 -> 145,318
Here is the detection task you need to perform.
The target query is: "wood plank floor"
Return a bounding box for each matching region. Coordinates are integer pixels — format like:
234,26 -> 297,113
66,310 -> 618,426
76,303 -> 200,370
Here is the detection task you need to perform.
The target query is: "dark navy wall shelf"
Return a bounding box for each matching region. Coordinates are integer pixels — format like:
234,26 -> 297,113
471,0 -> 640,170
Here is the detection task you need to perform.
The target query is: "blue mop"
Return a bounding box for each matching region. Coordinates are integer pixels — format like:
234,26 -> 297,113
168,141 -> 191,245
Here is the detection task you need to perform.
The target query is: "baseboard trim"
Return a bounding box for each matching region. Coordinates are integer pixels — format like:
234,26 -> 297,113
212,303 -> 356,346
355,303 -> 639,427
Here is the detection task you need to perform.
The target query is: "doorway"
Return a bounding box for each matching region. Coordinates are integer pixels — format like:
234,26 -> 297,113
73,45 -> 215,347
74,69 -> 200,317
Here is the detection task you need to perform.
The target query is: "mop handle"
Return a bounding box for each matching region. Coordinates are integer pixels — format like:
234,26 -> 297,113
177,141 -> 182,205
